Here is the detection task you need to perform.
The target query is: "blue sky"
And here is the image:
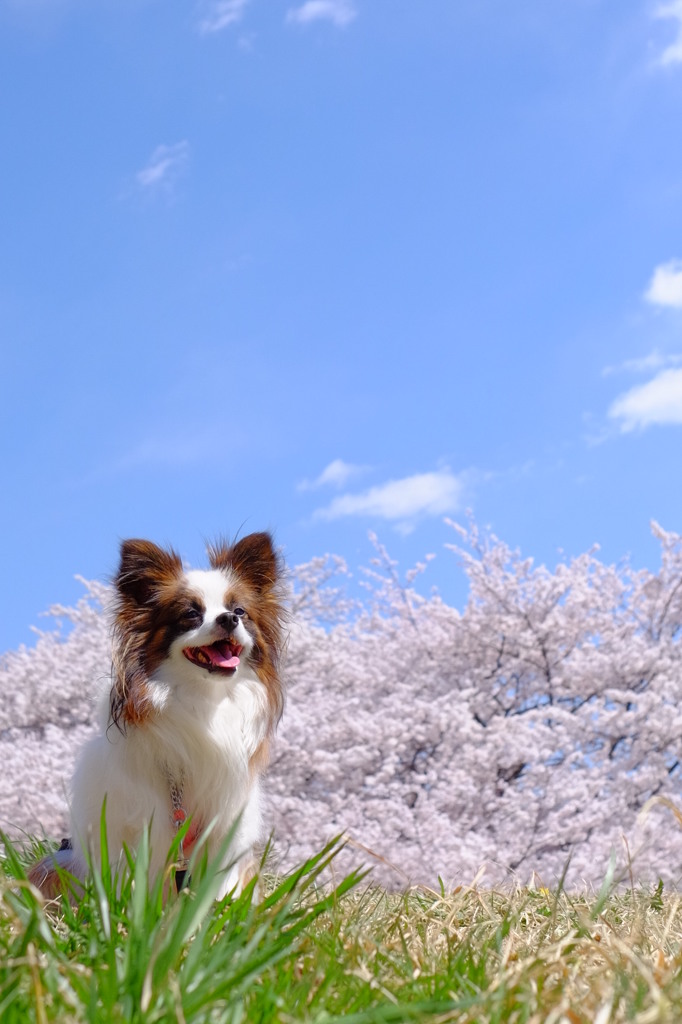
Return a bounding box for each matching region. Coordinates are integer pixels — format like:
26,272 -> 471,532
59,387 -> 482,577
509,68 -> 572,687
2,0 -> 682,652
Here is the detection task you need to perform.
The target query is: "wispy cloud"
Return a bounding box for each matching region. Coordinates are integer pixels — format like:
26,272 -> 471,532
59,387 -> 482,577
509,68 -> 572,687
112,437 -> 212,472
286,1 -> 357,28
655,1 -> 682,66
198,0 -> 250,34
135,142 -> 190,195
298,458 -> 369,492
312,468 -> 465,531
602,349 -> 682,376
81,431 -> 218,486
645,259 -> 682,308
608,368 -> 682,431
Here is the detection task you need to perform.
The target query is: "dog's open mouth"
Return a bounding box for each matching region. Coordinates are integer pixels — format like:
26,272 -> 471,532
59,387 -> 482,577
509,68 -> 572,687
183,640 -> 243,674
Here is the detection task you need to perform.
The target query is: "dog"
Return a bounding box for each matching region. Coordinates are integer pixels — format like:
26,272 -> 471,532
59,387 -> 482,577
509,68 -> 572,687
29,531 -> 285,900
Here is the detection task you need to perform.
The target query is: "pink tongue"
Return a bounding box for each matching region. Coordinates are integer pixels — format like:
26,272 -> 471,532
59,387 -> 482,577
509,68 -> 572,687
206,646 -> 240,669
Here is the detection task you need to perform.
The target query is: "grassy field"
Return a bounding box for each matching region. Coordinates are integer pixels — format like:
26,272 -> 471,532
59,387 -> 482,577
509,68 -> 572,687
2,831 -> 682,1023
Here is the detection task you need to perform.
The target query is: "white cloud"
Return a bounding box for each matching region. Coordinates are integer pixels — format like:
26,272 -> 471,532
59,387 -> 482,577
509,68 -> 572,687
608,368 -> 682,431
645,259 -> 682,308
286,1 -> 357,28
313,468 -> 464,525
298,459 -> 369,491
602,349 -> 682,376
135,142 -> 190,193
198,0 -> 250,34
655,1 -> 682,66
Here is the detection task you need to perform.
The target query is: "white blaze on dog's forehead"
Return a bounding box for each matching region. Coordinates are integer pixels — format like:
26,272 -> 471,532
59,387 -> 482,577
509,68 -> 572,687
184,567 -> 236,613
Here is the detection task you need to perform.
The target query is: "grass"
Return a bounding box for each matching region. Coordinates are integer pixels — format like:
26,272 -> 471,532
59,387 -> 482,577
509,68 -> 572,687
2,831 -> 682,1023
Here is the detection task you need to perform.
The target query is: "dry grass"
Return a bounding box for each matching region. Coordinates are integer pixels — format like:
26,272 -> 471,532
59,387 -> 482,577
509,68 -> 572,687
303,877 -> 682,1023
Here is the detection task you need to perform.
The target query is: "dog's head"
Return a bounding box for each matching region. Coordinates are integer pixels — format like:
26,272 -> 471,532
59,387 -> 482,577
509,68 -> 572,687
110,532 -> 285,730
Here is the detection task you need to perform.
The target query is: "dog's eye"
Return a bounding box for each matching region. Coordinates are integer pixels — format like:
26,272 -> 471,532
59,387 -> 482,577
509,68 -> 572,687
184,604 -> 203,626
234,607 -> 246,618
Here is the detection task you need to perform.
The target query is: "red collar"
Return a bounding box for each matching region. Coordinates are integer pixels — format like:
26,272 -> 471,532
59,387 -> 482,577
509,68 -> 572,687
171,805 -> 201,859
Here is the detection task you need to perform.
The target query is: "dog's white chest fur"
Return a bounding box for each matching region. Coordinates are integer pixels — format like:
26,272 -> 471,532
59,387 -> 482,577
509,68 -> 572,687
70,666 -> 269,896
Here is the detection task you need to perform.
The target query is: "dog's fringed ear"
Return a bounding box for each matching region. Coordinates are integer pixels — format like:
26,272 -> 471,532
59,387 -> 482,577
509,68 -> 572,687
109,664 -> 153,731
116,539 -> 183,605
209,532 -> 280,593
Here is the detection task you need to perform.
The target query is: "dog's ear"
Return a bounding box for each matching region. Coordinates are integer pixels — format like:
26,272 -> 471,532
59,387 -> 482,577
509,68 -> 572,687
209,532 -> 280,593
109,662 -> 153,731
116,539 -> 182,605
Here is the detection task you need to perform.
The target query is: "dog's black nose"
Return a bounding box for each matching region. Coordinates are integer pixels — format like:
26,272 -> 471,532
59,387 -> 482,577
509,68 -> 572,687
216,611 -> 240,631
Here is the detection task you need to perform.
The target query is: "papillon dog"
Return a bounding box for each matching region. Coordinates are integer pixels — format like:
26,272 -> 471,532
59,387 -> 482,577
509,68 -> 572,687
29,531 -> 285,900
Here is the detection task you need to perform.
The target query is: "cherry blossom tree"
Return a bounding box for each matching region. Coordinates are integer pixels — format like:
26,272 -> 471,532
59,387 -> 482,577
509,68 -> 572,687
2,522 -> 681,888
